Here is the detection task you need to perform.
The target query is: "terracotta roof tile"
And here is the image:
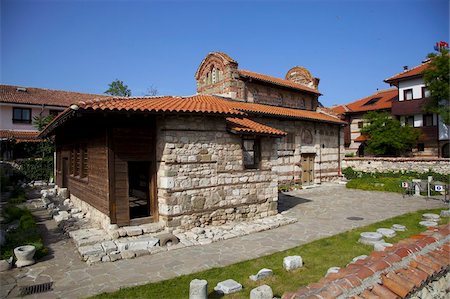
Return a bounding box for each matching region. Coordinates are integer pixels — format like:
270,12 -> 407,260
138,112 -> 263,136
0,130 -> 42,142
0,84 -> 106,107
238,70 -> 321,95
370,284 -> 399,299
226,117 -> 287,136
384,61 -> 431,84
41,94 -> 344,137
282,224 -> 450,299
331,88 -> 397,114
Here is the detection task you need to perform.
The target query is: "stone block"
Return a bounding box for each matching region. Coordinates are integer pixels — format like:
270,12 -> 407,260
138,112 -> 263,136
391,224 -> 407,231
358,232 -> 383,245
249,268 -> 273,281
124,226 -> 143,236
109,251 -> 122,262
121,250 -> 136,259
250,285 -> 273,299
101,241 -> 117,254
376,228 -> 396,238
440,209 -> 450,218
78,244 -> 104,257
54,211 -> 70,223
189,279 -> 208,299
57,188 -> 69,199
374,242 -> 393,251
326,267 -> 341,276
419,221 -> 438,227
140,222 -> 164,234
283,255 -> 302,271
214,279 -> 242,295
70,229 -> 110,247
156,233 -> 179,247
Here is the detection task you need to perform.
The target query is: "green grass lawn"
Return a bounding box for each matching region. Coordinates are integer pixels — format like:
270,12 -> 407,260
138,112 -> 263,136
92,208 -> 449,299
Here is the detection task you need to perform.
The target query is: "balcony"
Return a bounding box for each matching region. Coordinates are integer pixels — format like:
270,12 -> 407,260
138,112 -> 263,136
391,97 -> 432,116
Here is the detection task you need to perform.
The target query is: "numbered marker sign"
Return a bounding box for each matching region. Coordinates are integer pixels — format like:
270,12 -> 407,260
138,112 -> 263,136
434,185 -> 444,192
401,182 -> 409,188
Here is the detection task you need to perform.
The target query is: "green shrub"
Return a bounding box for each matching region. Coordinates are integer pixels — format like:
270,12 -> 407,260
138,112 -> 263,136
0,205 -> 46,260
17,157 -> 53,182
342,167 -> 359,180
346,177 -> 405,193
344,153 -> 355,157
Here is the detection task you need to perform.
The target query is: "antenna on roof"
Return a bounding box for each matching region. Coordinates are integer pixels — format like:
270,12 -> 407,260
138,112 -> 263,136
16,87 -> 27,92
403,66 -> 408,71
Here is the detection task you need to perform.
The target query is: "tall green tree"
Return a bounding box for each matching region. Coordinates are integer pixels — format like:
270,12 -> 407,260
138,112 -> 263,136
360,111 -> 421,156
105,79 -> 131,97
32,114 -> 55,158
423,48 -> 449,125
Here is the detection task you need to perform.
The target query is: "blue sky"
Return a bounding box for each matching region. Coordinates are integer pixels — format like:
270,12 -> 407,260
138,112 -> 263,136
1,0 -> 448,107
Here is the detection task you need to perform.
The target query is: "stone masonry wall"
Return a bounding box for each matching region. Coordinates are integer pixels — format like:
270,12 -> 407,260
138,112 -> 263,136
343,157 -> 450,174
156,116 -> 278,229
256,118 -> 345,184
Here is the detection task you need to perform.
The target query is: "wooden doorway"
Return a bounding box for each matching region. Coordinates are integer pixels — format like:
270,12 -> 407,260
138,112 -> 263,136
128,161 -> 152,219
301,153 -> 315,185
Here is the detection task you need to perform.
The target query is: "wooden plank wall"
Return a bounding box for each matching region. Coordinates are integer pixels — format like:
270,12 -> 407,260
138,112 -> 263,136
112,125 -> 154,225
55,123 -> 110,216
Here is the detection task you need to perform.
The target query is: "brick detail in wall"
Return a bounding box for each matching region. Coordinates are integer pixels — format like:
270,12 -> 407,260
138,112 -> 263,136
282,224 -> 450,299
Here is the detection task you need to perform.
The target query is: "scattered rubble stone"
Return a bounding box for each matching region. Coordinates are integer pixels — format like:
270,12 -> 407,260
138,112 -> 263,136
391,224 -> 407,231
124,226 -> 143,236
419,221 -> 438,227
189,279 -> 208,299
374,242 -> 393,251
440,209 -> 450,218
422,213 -> 440,222
358,232 -> 384,245
249,268 -> 273,281
283,256 -> 302,271
326,267 -> 340,275
250,284 -> 273,299
376,228 -> 396,238
214,279 -> 242,295
351,255 -> 368,264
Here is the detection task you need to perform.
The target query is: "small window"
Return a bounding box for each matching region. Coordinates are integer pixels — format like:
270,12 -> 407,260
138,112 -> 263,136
81,146 -> 88,178
417,143 -> 425,152
243,138 -> 260,169
423,114 -> 434,127
358,121 -> 364,129
422,87 -> 431,98
12,108 -> 32,124
403,89 -> 413,100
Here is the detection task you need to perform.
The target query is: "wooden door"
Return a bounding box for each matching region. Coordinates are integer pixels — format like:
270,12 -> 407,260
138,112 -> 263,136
301,154 -> 315,185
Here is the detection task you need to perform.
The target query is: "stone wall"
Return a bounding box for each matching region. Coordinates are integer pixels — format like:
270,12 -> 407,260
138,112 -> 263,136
342,157 -> 450,174
156,116 -> 279,229
257,118 -> 344,184
409,272 -> 449,299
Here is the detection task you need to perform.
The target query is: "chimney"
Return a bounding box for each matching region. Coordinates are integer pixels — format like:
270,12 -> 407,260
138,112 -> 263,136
403,66 -> 409,71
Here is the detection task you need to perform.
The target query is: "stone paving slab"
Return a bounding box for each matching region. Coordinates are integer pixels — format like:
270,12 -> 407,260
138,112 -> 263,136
3,183 -> 447,298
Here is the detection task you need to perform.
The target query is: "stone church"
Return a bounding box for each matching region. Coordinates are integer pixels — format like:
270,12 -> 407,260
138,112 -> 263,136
41,52 -> 344,229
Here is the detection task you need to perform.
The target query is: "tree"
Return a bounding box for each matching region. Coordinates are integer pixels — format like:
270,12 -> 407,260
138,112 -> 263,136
33,114 -> 54,131
105,79 -> 131,97
145,85 -> 158,96
360,111 -> 421,156
423,48 -> 449,125
32,114 -> 55,158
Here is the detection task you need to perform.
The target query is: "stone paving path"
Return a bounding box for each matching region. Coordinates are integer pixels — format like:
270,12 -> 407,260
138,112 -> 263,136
1,183 -> 447,299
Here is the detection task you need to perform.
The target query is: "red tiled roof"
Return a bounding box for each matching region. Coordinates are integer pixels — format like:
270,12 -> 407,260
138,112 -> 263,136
0,130 -> 42,142
229,100 -> 344,124
226,117 -> 287,137
282,224 -> 450,299
238,70 -> 321,95
0,84 -> 107,107
332,88 -> 398,114
76,95 -> 246,115
384,61 -> 431,84
41,95 -> 344,137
